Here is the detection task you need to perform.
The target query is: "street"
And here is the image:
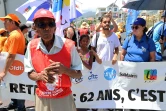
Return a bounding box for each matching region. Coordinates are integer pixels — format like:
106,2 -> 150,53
0,100 -> 34,111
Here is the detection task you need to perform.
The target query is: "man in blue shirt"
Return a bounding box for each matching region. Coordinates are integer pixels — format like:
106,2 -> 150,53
152,11 -> 166,61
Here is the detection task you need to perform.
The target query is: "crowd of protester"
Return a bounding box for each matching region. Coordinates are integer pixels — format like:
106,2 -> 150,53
0,9 -> 166,111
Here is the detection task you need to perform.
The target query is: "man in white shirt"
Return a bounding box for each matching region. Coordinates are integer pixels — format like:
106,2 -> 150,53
91,14 -> 120,64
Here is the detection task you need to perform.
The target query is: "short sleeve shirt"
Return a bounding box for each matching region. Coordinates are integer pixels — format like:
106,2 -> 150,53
2,29 -> 25,55
91,32 -> 120,61
122,34 -> 156,62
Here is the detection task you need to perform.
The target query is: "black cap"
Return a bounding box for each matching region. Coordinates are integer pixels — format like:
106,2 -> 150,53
19,24 -> 30,31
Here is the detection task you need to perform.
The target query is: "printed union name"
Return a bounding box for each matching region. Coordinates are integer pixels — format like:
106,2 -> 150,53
119,72 -> 137,78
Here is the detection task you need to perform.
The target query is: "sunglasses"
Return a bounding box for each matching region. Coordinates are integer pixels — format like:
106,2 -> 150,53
37,22 -> 56,29
131,25 -> 139,30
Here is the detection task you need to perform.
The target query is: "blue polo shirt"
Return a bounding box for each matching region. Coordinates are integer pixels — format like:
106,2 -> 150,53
122,34 -> 156,62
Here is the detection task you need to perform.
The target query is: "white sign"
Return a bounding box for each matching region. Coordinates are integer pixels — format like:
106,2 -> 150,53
0,52 -> 36,100
0,52 -> 166,110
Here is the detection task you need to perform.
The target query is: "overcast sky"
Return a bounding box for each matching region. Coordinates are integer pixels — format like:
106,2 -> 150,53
76,0 -> 124,13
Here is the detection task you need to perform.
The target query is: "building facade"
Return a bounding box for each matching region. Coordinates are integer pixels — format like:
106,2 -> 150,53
96,3 -> 126,21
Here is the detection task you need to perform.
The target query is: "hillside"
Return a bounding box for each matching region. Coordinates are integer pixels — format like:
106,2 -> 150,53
80,11 -> 96,18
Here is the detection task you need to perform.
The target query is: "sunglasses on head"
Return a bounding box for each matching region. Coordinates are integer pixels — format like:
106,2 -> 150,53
37,22 -> 56,29
131,25 -> 139,30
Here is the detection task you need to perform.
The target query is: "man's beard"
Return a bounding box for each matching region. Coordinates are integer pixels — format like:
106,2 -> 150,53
102,27 -> 110,30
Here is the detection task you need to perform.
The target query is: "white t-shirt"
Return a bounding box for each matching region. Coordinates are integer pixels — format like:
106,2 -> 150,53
91,32 -> 120,61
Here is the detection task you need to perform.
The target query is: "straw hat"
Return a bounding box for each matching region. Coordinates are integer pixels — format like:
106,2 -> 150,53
80,22 -> 89,29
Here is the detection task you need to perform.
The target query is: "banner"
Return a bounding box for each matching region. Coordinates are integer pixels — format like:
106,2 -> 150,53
0,52 -> 166,110
0,52 -> 36,100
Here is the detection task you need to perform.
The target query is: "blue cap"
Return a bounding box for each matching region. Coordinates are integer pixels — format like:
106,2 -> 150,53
161,11 -> 166,17
133,18 -> 146,26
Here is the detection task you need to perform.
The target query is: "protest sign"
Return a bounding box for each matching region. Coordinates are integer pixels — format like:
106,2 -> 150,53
0,52 -> 166,110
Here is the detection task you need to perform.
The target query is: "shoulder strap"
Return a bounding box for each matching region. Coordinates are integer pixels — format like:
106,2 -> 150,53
152,21 -> 163,31
93,32 -> 100,62
147,22 -> 162,38
95,32 -> 100,48
159,23 -> 165,36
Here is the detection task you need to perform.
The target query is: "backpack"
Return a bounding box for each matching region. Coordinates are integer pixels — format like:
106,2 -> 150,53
94,32 -> 100,51
89,32 -> 100,62
147,21 -> 163,39
88,32 -> 100,50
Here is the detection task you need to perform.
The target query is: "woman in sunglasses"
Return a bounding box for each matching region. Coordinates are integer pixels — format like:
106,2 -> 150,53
120,18 -> 156,111
121,18 -> 156,62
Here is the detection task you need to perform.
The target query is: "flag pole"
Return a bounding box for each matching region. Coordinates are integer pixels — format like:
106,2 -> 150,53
61,0 -> 64,24
51,0 -> 52,9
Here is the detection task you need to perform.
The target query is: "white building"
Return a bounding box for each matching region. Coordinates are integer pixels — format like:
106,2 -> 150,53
96,3 -> 126,21
0,0 -> 27,28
